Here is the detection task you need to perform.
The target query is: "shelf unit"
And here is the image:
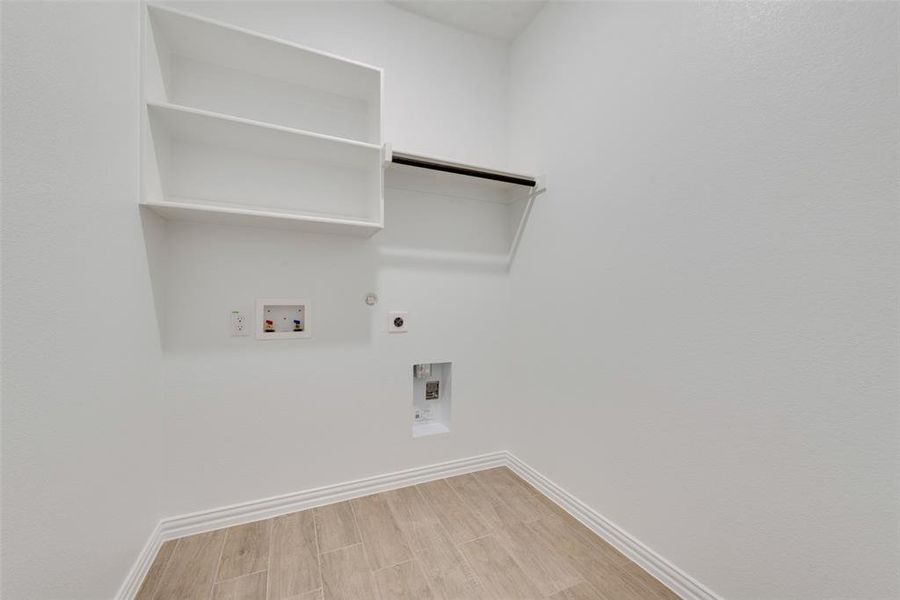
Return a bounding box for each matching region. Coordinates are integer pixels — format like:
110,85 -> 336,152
381,149 -> 544,265
141,4 -> 384,235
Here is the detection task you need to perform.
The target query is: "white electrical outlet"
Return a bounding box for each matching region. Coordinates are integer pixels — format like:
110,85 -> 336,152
388,311 -> 409,333
414,408 -> 424,422
230,311 -> 249,337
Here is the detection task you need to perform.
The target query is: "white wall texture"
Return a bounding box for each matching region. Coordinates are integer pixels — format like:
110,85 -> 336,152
2,1 -> 514,597
175,0 -> 510,170
507,3 -> 900,599
153,1 -> 516,519
1,2 -> 165,599
3,1 -> 899,599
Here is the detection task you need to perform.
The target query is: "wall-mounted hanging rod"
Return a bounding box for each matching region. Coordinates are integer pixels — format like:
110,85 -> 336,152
388,149 -> 537,188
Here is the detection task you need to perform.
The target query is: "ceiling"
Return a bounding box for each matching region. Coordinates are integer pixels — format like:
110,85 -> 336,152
387,1 -> 547,42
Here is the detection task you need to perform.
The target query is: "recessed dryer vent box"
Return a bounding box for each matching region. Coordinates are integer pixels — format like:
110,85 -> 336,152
412,362 -> 451,437
256,299 -> 310,340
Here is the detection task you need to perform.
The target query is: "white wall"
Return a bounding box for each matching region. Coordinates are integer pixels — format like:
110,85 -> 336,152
1,3 -> 165,599
5,2 -> 898,599
507,3 -> 899,599
2,2 -> 515,596
154,1 -> 516,517
175,0 -> 509,169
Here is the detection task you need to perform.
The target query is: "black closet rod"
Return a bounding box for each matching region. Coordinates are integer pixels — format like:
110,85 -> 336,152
391,151 -> 537,188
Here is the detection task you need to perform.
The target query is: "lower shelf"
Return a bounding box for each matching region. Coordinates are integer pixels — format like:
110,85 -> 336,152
141,200 -> 383,237
413,422 -> 450,438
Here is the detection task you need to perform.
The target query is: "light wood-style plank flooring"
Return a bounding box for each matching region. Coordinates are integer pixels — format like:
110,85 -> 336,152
136,467 -> 681,600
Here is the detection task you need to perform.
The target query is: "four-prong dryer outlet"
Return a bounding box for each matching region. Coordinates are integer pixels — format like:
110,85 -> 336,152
388,311 -> 409,333
412,362 -> 451,437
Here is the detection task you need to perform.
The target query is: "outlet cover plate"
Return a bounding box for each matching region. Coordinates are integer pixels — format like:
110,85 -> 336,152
230,310 -> 249,337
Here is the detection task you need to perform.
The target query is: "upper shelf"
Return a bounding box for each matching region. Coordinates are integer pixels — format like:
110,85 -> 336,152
143,102 -> 384,232
385,148 -> 542,205
141,4 -> 385,236
140,4 -> 542,244
145,4 -> 382,144
147,102 -> 381,168
390,151 -> 537,188
380,149 -> 544,266
141,200 -> 383,237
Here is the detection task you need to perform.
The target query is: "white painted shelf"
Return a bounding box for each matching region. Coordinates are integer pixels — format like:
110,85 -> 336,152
148,102 -> 380,164
141,4 -> 384,235
143,102 -> 383,232
140,4 -> 544,243
145,4 -> 381,143
382,150 -> 544,265
141,201 -> 383,237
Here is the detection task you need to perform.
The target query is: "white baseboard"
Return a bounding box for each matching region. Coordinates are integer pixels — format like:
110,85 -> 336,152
506,453 -> 722,600
118,450 -> 719,600
117,522 -> 164,600
115,451 -> 506,599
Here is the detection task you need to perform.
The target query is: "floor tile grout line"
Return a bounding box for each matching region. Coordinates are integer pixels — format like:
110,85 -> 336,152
443,472 -> 506,536
346,499 -> 384,600
409,557 -> 442,600
444,474 -> 499,534
346,500 -> 376,572
315,538 -> 371,558
212,526 -> 232,585
470,468 -> 508,508
313,502 -> 365,557
318,540 -> 367,558
457,469 -> 528,537
534,513 -> 677,600
578,577 -> 613,600
383,486 -> 459,599
370,557 -> 414,575
453,532 -> 491,598
449,471 -> 561,596
145,538 -> 180,600
410,482 -> 492,597
411,482 -> 451,540
311,506 -> 325,597
215,568 -> 268,585
207,530 -> 228,600
265,517 -> 273,600
379,488 -> 423,574
415,478 -> 487,544
490,514 -> 574,598
442,474 -> 482,517
345,500 -> 364,549
455,532 -> 494,549
457,528 -> 549,599
311,538 -> 364,556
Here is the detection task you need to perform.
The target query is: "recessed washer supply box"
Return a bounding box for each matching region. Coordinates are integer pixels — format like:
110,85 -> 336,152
256,298 -> 311,339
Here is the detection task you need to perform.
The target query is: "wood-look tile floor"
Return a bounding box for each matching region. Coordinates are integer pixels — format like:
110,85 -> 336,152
136,467 -> 681,600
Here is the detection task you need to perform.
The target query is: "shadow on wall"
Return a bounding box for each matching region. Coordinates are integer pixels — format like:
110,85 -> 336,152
140,206 -> 169,346
377,166 -> 536,271
139,175 -> 538,352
